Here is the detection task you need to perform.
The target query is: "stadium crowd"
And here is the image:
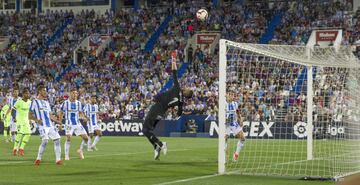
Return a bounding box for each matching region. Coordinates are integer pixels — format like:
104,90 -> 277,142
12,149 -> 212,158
0,0 -> 359,122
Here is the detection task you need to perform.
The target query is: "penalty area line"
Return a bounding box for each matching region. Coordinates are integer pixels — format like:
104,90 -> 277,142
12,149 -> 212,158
154,174 -> 219,185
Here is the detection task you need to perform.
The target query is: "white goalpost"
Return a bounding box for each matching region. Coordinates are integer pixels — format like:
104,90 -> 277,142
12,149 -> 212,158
218,31 -> 360,180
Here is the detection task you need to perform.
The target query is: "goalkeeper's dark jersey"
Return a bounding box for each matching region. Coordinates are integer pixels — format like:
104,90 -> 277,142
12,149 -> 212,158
154,70 -> 183,116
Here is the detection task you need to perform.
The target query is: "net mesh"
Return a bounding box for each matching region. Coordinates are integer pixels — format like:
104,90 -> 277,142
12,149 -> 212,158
222,40 -> 360,179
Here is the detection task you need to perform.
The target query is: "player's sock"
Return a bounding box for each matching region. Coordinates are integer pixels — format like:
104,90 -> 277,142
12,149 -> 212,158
236,140 -> 245,154
87,137 -> 92,148
13,134 -> 23,150
4,128 -> 8,140
148,134 -> 163,148
92,136 -> 100,147
19,134 -> 30,150
80,140 -> 86,151
36,139 -> 48,160
54,139 -> 61,162
65,140 -> 70,159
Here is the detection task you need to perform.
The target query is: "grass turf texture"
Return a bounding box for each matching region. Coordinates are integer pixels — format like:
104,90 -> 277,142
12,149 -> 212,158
0,136 -> 334,185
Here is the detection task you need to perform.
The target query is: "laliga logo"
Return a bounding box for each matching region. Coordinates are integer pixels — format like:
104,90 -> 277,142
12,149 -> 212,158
294,122 -> 307,138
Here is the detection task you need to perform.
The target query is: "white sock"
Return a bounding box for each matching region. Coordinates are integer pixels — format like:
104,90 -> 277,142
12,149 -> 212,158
80,140 -> 86,151
54,139 -> 61,161
37,139 -> 48,160
65,141 -> 70,158
92,136 -> 101,147
236,140 -> 245,154
87,137 -> 92,148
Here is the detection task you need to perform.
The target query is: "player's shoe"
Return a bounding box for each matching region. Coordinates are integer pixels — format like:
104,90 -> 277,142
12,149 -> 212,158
12,149 -> 17,156
56,160 -> 63,165
77,149 -> 84,160
154,146 -> 161,160
91,145 -> 98,151
65,156 -> 70,161
18,149 -> 25,156
34,159 -> 41,166
87,147 -> 93,152
233,152 -> 239,161
161,142 -> 167,155
5,138 -> 9,143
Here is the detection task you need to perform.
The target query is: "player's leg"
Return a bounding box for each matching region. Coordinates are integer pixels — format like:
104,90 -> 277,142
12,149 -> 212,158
48,127 -> 62,165
10,121 -> 17,142
87,124 -> 93,150
143,120 -> 165,160
13,124 -> 22,156
4,126 -> 9,142
233,130 -> 246,161
76,125 -> 88,159
35,128 -> 48,165
35,139 -> 48,165
64,125 -> 73,160
91,127 -> 102,151
143,119 -> 163,149
19,124 -> 31,156
3,120 -> 10,142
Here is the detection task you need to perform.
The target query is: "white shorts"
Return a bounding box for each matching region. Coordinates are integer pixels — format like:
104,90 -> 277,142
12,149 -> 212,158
87,124 -> 101,134
10,119 -> 17,132
65,124 -> 87,136
226,122 -> 242,136
39,126 -> 61,140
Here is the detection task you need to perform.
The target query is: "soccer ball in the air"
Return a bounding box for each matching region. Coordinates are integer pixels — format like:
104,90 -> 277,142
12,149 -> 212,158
196,9 -> 208,21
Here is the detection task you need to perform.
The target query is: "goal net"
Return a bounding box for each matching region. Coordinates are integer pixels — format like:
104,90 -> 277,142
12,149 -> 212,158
218,39 -> 360,180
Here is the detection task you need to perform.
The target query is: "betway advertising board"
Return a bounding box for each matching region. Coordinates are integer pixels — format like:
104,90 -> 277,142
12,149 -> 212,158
205,121 -> 346,139
20,119 -> 160,136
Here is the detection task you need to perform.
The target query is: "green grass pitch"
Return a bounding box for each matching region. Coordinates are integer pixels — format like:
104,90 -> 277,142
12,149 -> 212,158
0,136 -> 335,185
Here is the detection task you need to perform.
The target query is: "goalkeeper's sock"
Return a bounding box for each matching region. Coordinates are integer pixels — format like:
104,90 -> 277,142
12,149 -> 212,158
54,139 -> 61,161
13,134 -> 23,150
92,136 -> 101,147
65,141 -> 70,159
37,139 -> 48,160
20,134 -> 30,150
236,140 -> 245,154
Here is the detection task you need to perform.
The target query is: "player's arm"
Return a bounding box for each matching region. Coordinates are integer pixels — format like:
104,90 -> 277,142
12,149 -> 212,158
4,107 -> 11,119
79,112 -> 88,121
0,107 -> 4,121
58,101 -> 68,130
171,59 -> 180,89
58,111 -> 64,131
50,114 -> 61,124
11,102 -> 18,122
29,112 -> 42,125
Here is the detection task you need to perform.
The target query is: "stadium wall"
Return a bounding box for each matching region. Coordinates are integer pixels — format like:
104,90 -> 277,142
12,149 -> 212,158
0,116 -> 348,139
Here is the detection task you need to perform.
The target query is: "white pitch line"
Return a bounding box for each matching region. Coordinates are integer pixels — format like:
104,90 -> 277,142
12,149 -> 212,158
154,174 -> 219,185
0,149 -> 191,166
86,149 -> 190,158
0,161 -> 28,165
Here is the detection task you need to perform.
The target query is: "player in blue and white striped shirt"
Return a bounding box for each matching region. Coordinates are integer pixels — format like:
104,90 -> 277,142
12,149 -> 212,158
59,88 -> 89,160
30,85 -> 63,166
225,92 -> 246,161
84,95 -> 102,151
5,88 -> 19,142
